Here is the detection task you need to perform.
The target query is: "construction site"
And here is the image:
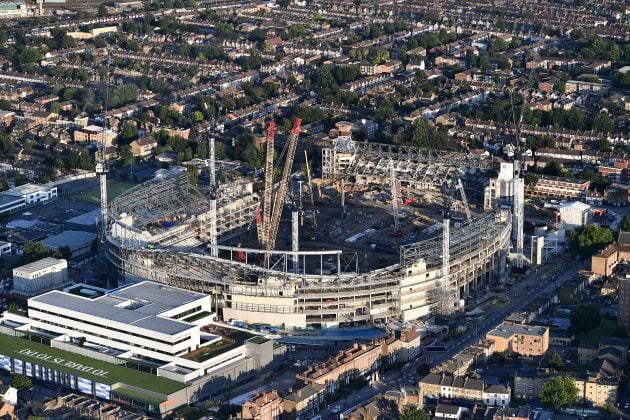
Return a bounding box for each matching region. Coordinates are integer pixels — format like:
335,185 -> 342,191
104,120 -> 515,330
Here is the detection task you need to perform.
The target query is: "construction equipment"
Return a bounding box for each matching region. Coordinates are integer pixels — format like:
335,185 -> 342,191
304,151 -> 317,229
263,118 -> 302,251
257,121 -> 277,246
456,179 -> 472,221
390,159 -> 404,237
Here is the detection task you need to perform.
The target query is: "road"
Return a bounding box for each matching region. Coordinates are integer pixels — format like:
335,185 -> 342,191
324,261 -> 582,418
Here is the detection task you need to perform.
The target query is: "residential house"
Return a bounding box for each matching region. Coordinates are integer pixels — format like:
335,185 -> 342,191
129,137 -> 157,158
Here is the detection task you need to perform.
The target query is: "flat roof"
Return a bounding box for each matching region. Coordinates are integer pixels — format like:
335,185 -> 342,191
30,288 -> 195,336
0,333 -> 185,395
42,230 -> 97,250
487,323 -> 548,338
13,257 -> 65,274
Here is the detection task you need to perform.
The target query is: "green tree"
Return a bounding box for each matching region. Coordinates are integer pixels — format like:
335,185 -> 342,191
11,373 -> 32,391
525,173 -> 539,186
592,113 -> 614,133
570,305 -> 602,334
568,225 -> 614,259
621,215 -> 630,232
548,351 -> 564,370
539,374 -> 578,409
193,111 -> 204,123
399,405 -> 430,420
542,161 -> 563,176
98,3 -> 108,17
23,241 -> 49,260
595,138 -> 612,152
120,145 -> 134,165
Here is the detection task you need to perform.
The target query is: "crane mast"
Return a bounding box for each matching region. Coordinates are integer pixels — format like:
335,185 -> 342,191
265,118 -> 302,251
258,121 -> 276,246
390,159 -> 400,231
304,150 -> 317,229
456,179 -> 472,221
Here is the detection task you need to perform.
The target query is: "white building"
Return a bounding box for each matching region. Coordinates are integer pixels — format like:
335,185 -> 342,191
559,201 -> 591,231
2,281 -> 275,382
23,282 -> 212,363
0,183 -> 57,215
482,384 -> 511,407
12,257 -> 68,297
0,1 -> 28,19
0,241 -> 10,256
0,384 -> 17,405
484,162 -> 514,210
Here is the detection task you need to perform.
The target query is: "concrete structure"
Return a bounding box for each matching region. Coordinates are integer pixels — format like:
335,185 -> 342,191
0,0 -> 27,19
485,324 -> 549,356
106,162 -> 511,328
12,257 -> 68,297
559,201 -> 591,230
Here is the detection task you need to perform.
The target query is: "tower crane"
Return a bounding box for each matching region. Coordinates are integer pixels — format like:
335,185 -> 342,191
257,121 -> 276,246
259,118 -> 302,251
304,150 -> 317,229
390,159 -> 404,237
456,178 -> 472,221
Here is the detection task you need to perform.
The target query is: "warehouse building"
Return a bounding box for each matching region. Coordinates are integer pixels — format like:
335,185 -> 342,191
12,257 -> 68,297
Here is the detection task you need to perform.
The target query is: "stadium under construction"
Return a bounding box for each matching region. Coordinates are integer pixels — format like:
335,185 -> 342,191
104,125 -> 514,329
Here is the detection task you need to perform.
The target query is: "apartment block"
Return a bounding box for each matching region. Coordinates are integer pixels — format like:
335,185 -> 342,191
525,175 -> 590,200
485,324 -> 549,356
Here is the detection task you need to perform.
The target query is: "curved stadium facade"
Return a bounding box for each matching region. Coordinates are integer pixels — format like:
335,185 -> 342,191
105,142 -> 512,329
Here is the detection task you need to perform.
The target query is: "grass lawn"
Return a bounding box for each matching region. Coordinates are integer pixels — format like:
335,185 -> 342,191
0,333 -> 185,395
185,339 -> 240,362
69,180 -> 137,204
575,318 -> 622,340
183,311 -> 212,323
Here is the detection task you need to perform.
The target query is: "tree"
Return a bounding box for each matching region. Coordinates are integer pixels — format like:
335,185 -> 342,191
592,113 -> 614,134
595,138 -> 612,152
98,4 -> 108,17
525,173 -> 539,186
548,351 -> 564,370
120,145 -> 134,165
568,224 -> 614,260
539,374 -> 578,410
11,373 -> 32,391
542,161 -> 563,177
23,241 -> 49,260
621,215 -> 630,232
399,405 -> 430,420
570,305 -> 601,334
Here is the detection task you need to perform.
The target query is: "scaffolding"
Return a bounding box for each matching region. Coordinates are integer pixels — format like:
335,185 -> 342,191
323,139 -> 495,187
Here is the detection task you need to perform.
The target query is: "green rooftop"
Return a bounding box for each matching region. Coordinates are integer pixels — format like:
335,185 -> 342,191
248,336 -> 269,345
0,333 -> 185,395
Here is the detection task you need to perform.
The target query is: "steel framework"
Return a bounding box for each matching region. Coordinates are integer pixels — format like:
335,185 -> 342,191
323,139 -> 495,187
